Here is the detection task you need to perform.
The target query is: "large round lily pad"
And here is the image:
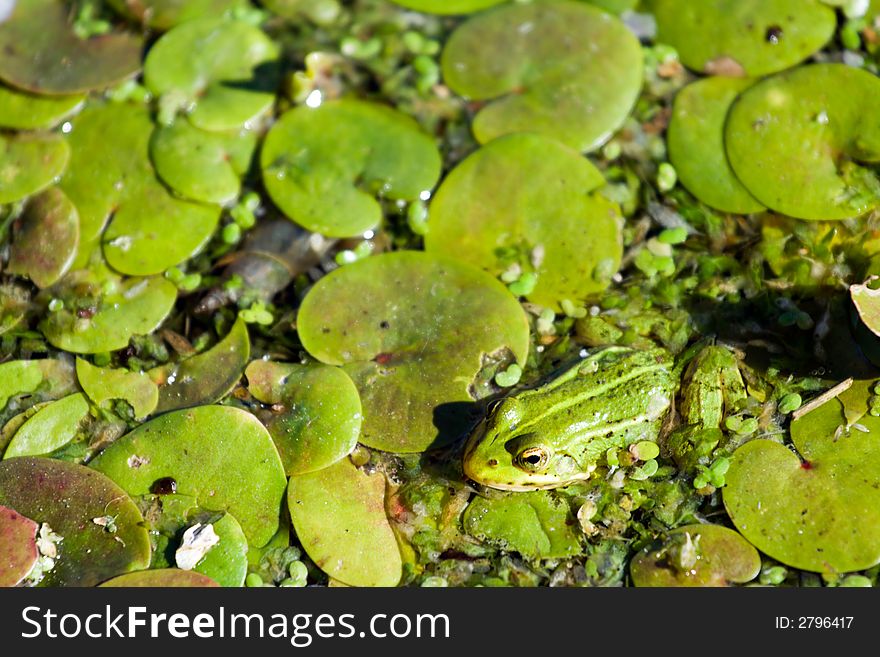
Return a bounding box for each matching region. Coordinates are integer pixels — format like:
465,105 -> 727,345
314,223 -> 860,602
0,457 -> 150,587
0,505 -> 39,587
724,393 -> 880,573
100,569 -> 220,587
76,359 -> 159,419
108,0 -> 245,30
7,187 -> 79,289
90,406 -> 286,547
61,103 -> 220,273
288,458 -> 402,587
649,0 -> 836,77
389,0 -> 506,13
0,0 -> 143,95
0,133 -> 69,204
462,491 -> 582,559
0,85 -> 83,130
630,524 -> 761,587
144,17 -> 281,131
261,100 -> 442,238
246,360 -> 362,475
441,1 -> 643,152
726,64 -> 880,221
3,393 -> 90,459
297,251 -> 530,452
425,133 -> 623,309
668,77 -> 764,214
0,359 -> 76,412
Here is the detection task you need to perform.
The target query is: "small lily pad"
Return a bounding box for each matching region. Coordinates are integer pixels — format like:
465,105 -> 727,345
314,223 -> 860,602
90,405 -> 286,547
0,85 -> 83,130
149,316 -> 250,414
425,133 -> 623,309
288,458 -> 402,587
297,251 -> 530,452
0,504 -> 39,587
179,513 -> 248,587
76,359 -> 159,419
3,393 -> 90,459
441,1 -> 643,152
41,273 -> 178,354
0,359 -> 76,412
667,77 -> 764,214
0,133 -> 69,204
724,394 -> 880,573
0,0 -> 143,95
389,0 -> 507,13
100,569 -> 220,587
246,360 -> 362,475
144,17 -> 281,131
649,0 -> 836,77
0,457 -> 151,586
7,187 -> 79,289
261,100 -> 442,237
726,63 -> 880,221
108,0 -> 246,30
462,490 -> 582,559
630,524 -> 761,587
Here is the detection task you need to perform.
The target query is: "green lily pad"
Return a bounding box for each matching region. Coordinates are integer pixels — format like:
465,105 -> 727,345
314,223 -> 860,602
724,394 -> 880,573
0,0 -> 143,95
3,393 -> 90,459
0,359 -> 77,412
0,85 -> 84,130
108,0 -> 246,30
246,360 -> 362,475
179,513 -> 248,587
144,17 -> 281,131
389,0 -> 507,13
61,103 -> 220,273
90,405 -> 286,547
0,405 -> 51,458
41,273 -> 178,354
100,569 -> 220,587
261,100 -> 442,238
297,251 -> 530,452
0,504 -> 39,587
726,64 -> 880,221
76,359 -> 159,419
463,490 -> 582,559
288,458 -> 402,587
148,316 -> 250,414
7,187 -> 79,289
667,77 -> 765,214
850,280 -> 880,366
425,133 -> 623,309
0,457 -> 150,587
151,122 -> 257,205
630,524 -> 761,587
0,133 -> 69,204
441,1 -> 643,152
649,0 -> 836,77
260,0 -> 343,22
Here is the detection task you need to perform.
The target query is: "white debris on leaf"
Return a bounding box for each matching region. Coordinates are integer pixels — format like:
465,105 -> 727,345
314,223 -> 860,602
175,523 -> 220,571
36,523 -> 62,559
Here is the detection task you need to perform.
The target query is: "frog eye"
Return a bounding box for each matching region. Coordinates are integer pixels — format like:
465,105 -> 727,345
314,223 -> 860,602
514,446 -> 551,472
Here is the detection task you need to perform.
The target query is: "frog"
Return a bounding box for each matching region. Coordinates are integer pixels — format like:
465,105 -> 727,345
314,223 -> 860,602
462,344 -> 746,491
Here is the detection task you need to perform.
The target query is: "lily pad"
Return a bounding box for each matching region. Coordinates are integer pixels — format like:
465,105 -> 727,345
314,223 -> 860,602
61,103 -> 220,273
151,122 -> 257,206
0,0 -> 143,95
425,133 -> 623,309
0,85 -> 83,130
0,359 -> 76,412
100,569 -> 220,587
144,17 -> 281,131
0,504 -> 39,587
148,316 -> 250,414
260,0 -> 343,22
90,405 -> 286,547
441,1 -> 643,152
462,490 -> 582,559
288,458 -> 402,587
261,100 -> 442,237
724,394 -> 880,572
76,359 -> 159,419
179,513 -> 248,587
649,0 -> 836,77
0,457 -> 151,587
7,187 -> 79,289
108,0 -> 246,30
389,0 -> 507,13
630,524 -> 761,587
41,273 -> 178,354
3,393 -> 90,459
246,360 -> 362,475
0,133 -> 69,204
297,251 -> 530,452
667,77 -> 764,214
725,64 -> 880,221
